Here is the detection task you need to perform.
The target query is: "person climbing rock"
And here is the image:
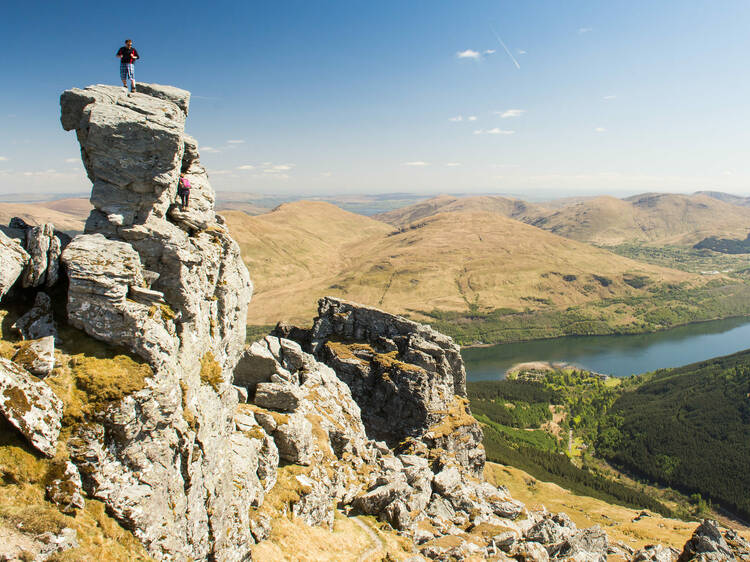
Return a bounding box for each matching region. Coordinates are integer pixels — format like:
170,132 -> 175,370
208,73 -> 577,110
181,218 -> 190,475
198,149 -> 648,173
177,173 -> 191,209
116,39 -> 139,93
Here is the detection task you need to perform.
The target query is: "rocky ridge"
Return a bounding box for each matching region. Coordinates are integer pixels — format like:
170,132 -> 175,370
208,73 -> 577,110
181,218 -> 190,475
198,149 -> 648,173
0,84 -> 744,560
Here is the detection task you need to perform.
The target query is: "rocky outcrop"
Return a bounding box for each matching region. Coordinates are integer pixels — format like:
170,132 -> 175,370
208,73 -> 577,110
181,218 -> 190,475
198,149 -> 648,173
0,357 -> 62,457
278,296 -> 486,476
60,84 -> 253,560
12,291 -> 57,340
634,544 -> 680,562
1,219 -> 69,291
22,223 -> 61,288
62,233 -> 178,366
45,461 -> 86,515
0,230 -> 29,298
678,519 -> 750,561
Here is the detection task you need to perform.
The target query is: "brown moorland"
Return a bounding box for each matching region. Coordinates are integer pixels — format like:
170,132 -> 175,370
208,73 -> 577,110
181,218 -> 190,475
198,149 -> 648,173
376,193 -> 750,246
225,201 -> 698,327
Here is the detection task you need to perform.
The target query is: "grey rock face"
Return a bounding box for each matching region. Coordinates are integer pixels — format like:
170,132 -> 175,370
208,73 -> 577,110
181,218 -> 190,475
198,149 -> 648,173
21,223 -> 62,288
62,233 -> 178,366
60,84 -> 253,561
254,382 -> 303,412
0,357 -> 62,457
13,336 -> 56,378
0,230 -> 29,298
13,292 -> 57,340
46,461 -> 86,515
283,296 -> 486,477
633,544 -> 680,562
678,519 -> 742,562
274,412 -> 315,465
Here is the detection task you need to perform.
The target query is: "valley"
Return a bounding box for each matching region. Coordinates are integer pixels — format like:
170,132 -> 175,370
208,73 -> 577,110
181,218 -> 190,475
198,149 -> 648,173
466,351 -> 750,532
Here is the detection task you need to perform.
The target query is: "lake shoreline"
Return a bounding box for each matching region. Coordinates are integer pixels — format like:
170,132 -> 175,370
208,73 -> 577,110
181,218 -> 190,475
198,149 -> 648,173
461,315 -> 750,381
459,312 -> 750,350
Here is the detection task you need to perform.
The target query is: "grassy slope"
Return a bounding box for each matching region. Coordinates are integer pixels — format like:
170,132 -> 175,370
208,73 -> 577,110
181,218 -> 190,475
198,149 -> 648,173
225,202 -> 733,336
484,462 -> 703,551
251,511 -> 414,561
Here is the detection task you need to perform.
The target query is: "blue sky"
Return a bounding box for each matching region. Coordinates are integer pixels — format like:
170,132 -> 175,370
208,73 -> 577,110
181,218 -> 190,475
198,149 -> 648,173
1,0 -> 749,198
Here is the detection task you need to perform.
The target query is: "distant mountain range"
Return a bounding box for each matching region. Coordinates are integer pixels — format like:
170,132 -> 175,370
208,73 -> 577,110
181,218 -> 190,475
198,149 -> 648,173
377,192 -> 750,246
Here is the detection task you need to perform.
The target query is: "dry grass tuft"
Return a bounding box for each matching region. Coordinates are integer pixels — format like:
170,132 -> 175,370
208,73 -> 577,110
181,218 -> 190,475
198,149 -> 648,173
251,510 -> 413,561
199,352 -> 223,391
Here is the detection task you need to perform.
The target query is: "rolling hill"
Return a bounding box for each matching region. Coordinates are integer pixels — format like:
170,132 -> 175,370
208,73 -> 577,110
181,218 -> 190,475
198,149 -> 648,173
224,201 -> 717,335
374,194 -> 546,227
375,193 -> 750,247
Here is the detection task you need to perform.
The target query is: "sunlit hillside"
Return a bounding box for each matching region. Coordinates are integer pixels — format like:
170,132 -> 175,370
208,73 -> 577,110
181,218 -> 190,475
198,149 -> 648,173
225,202 -> 702,328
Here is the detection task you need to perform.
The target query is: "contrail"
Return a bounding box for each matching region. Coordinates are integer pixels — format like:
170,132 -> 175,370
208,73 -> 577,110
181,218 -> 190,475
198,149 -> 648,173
490,25 -> 520,69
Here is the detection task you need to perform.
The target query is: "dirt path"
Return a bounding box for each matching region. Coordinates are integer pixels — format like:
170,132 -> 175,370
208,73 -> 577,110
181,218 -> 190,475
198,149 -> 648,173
352,517 -> 385,562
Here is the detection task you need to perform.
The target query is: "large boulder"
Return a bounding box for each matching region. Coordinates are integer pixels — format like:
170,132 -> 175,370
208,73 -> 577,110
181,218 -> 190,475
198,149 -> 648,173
62,233 -> 177,366
13,336 -> 56,378
0,357 -> 62,457
678,519 -> 739,561
21,223 -> 62,288
12,291 -> 57,340
0,230 -> 29,298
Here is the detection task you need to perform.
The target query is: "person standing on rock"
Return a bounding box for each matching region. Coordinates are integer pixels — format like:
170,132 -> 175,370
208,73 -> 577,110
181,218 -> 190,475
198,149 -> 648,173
177,173 -> 191,209
116,39 -> 139,93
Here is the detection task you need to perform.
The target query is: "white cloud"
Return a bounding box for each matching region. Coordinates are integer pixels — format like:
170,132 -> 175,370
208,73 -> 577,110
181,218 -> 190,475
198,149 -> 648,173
467,116 -> 477,121
517,49 -> 527,55
321,171 -> 333,177
237,165 -> 255,170
226,139 -> 245,144
456,49 -> 481,59
723,170 -> 734,176
497,109 -> 526,118
201,146 -> 220,153
483,49 -> 496,55
445,162 -> 462,167
403,161 -> 430,167
0,157 -> 7,161
474,128 -> 515,135
602,95 -> 616,100
64,157 -> 79,163
594,127 -> 607,133
23,169 -> 59,176
449,116 -> 463,122
259,163 -> 295,174
578,27 -> 593,34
